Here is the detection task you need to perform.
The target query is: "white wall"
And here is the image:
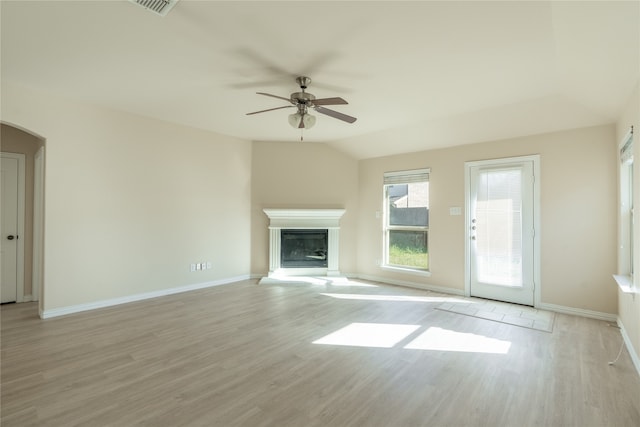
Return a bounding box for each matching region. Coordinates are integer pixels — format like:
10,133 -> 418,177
1,83 -> 252,314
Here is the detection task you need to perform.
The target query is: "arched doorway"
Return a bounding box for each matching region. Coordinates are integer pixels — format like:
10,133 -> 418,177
0,123 -> 45,312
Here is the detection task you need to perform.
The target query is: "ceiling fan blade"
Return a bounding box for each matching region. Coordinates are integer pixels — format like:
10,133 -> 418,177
312,97 -> 348,106
246,105 -> 294,115
256,92 -> 293,103
314,106 -> 357,123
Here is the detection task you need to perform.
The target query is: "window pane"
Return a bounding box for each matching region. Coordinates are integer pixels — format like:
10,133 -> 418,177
388,230 -> 428,269
384,176 -> 429,271
388,182 -> 429,226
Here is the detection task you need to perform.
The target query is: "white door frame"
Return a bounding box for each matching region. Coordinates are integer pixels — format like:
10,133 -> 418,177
1,152 -> 26,303
32,146 -> 45,303
464,155 -> 541,307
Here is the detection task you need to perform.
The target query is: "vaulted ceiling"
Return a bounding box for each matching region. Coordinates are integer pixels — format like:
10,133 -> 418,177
2,1 -> 638,159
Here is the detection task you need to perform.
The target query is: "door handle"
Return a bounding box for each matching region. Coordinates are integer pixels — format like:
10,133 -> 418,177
6,235 -> 16,240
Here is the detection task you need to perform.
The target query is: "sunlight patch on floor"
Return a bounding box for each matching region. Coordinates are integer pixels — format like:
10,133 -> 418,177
312,323 -> 421,348
404,327 -> 511,354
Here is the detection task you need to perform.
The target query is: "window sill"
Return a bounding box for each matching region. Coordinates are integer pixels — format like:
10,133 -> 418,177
381,265 -> 431,277
613,274 -> 637,294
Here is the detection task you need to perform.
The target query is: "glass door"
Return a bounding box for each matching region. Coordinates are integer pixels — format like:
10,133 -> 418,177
467,159 -> 535,306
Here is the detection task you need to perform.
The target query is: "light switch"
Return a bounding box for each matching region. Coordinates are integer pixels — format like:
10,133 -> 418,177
449,207 -> 462,216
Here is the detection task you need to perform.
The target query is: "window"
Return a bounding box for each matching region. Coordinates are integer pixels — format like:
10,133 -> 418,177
618,126 -> 634,288
383,168 -> 430,271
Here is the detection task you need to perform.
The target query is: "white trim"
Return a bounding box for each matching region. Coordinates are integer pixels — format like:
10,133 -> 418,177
613,274 -> 636,294
617,127 -> 635,285
1,152 -> 26,303
537,302 -> 617,322
356,274 -> 465,296
32,146 -> 45,303
380,265 -> 431,277
362,274 -> 617,323
263,209 -> 345,228
617,316 -> 640,377
464,155 -> 541,307
40,275 -> 249,319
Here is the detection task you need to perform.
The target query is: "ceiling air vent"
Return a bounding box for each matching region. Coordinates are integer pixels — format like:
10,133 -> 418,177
129,0 -> 179,17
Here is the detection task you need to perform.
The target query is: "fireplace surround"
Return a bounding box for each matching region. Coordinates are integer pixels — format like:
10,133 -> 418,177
260,209 -> 345,283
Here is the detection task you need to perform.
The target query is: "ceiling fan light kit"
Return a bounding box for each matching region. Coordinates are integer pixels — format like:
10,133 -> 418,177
246,76 -> 356,134
288,112 -> 316,129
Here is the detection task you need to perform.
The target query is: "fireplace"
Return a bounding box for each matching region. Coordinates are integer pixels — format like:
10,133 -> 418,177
281,229 -> 328,268
261,209 -> 345,281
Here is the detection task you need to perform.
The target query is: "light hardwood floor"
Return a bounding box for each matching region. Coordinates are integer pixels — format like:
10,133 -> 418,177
2,279 -> 639,426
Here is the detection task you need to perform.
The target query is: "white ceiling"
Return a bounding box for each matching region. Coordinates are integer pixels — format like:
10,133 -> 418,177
2,1 -> 639,159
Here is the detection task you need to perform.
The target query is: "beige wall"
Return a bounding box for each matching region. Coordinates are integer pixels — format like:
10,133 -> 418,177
0,80 -> 630,335
250,141 -> 359,276
1,124 -> 44,298
617,82 -> 640,367
1,83 -> 252,313
357,125 -> 618,315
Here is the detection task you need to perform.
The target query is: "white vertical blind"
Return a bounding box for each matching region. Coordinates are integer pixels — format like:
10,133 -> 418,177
620,126 -> 634,164
383,168 -> 430,185
475,167 -> 523,286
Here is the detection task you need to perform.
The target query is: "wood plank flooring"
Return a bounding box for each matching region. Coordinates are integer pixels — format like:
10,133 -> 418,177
2,279 -> 639,426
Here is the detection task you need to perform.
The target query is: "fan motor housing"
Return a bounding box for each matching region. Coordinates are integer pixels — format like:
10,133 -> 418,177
291,92 -> 315,105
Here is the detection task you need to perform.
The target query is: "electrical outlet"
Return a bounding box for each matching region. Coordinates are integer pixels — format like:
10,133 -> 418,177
190,264 -> 196,272
207,262 -> 212,269
196,263 -> 201,271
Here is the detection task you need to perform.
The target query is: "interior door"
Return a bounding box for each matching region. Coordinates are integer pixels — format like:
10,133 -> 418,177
468,159 -> 535,306
1,155 -> 20,303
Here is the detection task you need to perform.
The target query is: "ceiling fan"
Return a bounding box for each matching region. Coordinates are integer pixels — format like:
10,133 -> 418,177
246,76 -> 357,130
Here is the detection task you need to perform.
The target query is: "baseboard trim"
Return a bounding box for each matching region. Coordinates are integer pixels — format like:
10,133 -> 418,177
617,316 -> 640,377
20,294 -> 33,303
356,274 -> 465,296
40,275 -> 250,319
536,302 -> 617,322
357,276 -> 617,323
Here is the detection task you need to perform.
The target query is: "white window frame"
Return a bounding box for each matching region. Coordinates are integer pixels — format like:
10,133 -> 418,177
382,168 -> 430,275
615,126 -> 635,293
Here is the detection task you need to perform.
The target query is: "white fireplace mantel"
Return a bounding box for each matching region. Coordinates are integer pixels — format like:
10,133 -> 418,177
262,209 -> 346,281
263,209 -> 346,229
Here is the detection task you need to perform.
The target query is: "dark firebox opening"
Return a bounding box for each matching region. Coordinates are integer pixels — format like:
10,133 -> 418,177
280,229 -> 328,268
